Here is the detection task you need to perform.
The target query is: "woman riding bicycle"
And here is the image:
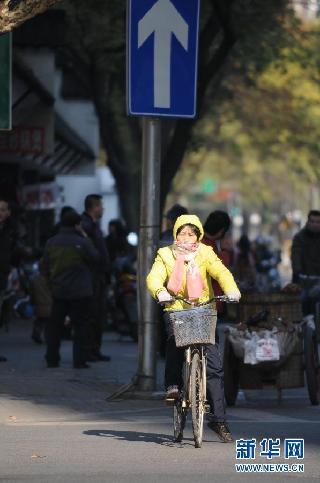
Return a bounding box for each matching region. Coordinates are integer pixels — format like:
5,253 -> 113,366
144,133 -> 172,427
146,214 -> 241,443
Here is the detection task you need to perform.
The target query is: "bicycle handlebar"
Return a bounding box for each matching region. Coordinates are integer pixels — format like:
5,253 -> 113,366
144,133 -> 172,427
158,295 -> 238,307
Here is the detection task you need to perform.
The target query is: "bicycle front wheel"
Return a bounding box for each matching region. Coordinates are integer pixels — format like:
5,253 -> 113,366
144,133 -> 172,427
191,351 -> 205,448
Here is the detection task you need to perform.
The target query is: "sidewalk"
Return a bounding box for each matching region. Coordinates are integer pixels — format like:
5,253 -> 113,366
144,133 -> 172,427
0,319 -> 165,424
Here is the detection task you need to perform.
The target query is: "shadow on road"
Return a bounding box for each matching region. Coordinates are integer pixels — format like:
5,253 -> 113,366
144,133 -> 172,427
83,428 -> 195,447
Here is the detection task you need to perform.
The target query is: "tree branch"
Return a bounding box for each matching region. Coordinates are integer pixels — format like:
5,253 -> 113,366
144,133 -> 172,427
0,0 -> 59,32
160,3 -> 236,208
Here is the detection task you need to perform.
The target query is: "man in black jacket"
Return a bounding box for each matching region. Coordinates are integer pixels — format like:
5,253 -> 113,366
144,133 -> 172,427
291,210 -> 320,316
82,194 -> 111,362
0,198 -> 19,362
41,211 -> 99,368
291,210 -> 320,281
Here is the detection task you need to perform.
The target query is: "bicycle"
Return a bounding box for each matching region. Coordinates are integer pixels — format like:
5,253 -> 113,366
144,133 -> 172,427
160,295 -> 236,448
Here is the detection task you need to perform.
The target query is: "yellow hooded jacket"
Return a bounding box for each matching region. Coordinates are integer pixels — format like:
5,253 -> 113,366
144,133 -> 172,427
146,214 -> 240,311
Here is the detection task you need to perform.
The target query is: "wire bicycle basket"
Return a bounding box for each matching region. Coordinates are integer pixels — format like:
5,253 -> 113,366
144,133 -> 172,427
169,304 -> 217,347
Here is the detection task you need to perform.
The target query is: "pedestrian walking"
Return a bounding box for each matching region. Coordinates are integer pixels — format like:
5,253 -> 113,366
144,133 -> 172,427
147,214 -> 241,442
81,194 -> 111,362
41,211 -> 99,368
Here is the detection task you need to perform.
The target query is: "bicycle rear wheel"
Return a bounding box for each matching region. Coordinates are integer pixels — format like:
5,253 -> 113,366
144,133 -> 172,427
191,351 -> 205,448
304,324 -> 320,405
173,400 -> 186,442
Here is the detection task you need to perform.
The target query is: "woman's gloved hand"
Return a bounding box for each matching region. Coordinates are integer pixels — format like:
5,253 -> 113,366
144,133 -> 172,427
226,291 -> 241,302
157,290 -> 172,303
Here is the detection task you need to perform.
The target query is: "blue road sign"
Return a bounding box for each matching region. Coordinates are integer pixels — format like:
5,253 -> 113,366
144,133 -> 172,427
127,0 -> 200,118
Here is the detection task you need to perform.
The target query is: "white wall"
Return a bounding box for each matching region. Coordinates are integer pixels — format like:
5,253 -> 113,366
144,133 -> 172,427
57,167 -> 120,234
54,71 -> 100,158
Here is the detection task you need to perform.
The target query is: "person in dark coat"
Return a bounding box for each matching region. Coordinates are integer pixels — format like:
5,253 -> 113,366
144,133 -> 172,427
41,211 -> 99,368
291,210 -> 320,281
291,210 -> 320,316
0,199 -> 22,362
105,219 -> 131,262
81,194 -> 111,362
51,206 -> 76,237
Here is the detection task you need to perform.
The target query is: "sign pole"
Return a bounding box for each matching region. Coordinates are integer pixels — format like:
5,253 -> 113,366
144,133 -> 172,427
126,0 -> 200,395
136,117 -> 161,392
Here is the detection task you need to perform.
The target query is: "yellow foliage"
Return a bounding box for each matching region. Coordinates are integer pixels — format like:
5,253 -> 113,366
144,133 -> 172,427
171,18 -> 320,216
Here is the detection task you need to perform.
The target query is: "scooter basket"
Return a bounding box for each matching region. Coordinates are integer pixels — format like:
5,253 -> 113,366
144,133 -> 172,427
168,304 -> 217,347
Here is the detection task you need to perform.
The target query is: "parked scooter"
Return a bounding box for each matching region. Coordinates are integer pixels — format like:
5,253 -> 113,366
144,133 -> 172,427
0,263 -> 35,328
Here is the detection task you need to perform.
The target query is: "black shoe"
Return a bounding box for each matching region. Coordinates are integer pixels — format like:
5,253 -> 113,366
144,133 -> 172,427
47,363 -> 59,368
94,353 -> 111,362
208,421 -> 234,443
0,356 -> 7,362
86,354 -> 100,362
73,363 -> 91,369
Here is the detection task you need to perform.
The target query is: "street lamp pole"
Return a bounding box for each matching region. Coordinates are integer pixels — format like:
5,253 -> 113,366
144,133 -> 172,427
136,116 -> 161,391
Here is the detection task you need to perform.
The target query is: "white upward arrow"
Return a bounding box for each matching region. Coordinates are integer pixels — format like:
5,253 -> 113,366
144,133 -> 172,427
138,0 -> 189,109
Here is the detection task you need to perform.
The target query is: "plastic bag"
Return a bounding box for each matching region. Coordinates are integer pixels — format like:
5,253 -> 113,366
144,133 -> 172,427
255,335 -> 280,362
244,336 -> 258,364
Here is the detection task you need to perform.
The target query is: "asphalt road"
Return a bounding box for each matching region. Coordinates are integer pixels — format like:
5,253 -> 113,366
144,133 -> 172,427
0,321 -> 319,482
1,399 -> 320,483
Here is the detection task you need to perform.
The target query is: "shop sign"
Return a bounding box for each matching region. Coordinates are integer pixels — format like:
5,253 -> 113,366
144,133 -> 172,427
0,126 -> 45,155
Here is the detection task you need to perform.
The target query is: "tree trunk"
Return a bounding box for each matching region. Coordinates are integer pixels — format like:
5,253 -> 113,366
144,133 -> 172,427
0,0 -> 59,32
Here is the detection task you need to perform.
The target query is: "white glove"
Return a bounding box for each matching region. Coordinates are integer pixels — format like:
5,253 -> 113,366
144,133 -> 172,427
226,291 -> 241,302
157,290 -> 172,303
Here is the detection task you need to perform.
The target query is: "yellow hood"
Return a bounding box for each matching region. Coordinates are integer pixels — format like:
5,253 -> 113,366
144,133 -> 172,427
173,214 -> 204,241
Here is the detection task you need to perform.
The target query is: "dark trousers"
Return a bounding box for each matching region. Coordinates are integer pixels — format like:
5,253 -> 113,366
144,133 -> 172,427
45,297 -> 91,366
165,330 -> 226,422
33,317 -> 48,337
88,278 -> 106,355
0,289 -> 10,330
